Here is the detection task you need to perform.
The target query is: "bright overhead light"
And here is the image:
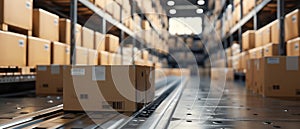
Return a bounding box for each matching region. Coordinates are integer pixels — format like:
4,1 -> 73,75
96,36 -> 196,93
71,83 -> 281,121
196,8 -> 203,14
167,1 -> 175,6
169,9 -> 177,14
197,0 -> 205,5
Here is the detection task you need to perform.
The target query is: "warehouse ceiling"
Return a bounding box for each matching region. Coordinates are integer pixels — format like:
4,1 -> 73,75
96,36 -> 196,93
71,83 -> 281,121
162,0 -> 208,17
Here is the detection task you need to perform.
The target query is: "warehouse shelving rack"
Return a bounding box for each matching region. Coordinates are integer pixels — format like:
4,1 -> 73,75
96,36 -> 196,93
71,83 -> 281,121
202,0 -> 300,80
0,0 -> 169,85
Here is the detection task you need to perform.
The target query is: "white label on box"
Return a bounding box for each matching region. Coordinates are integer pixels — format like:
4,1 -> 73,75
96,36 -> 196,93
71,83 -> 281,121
286,57 -> 298,71
265,48 -> 269,53
295,43 -> 299,50
54,19 -> 58,26
26,1 -> 31,9
51,65 -> 60,74
37,66 -> 47,71
71,68 -> 85,76
92,66 -> 105,81
267,58 -> 280,64
18,40 -> 24,47
65,48 -> 70,54
256,60 -> 260,70
292,15 -> 297,23
44,44 -> 49,51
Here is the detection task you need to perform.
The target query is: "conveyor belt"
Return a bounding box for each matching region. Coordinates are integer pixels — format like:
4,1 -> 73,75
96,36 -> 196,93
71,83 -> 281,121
0,76 -> 189,129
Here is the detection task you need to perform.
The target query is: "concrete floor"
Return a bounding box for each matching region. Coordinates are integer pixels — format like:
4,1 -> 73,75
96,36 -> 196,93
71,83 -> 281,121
168,77 -> 300,129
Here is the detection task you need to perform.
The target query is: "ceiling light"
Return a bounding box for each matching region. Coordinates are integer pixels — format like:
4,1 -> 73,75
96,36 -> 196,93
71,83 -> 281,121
169,9 -> 177,14
196,8 -> 204,14
197,0 -> 205,5
167,1 -> 175,6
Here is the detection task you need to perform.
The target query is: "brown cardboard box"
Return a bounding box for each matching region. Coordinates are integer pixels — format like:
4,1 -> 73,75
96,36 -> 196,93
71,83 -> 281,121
287,37 -> 300,56
63,65 -> 155,112
36,65 -> 65,95
0,0 -> 33,30
256,47 -> 264,58
115,54 -> 122,65
105,34 -> 119,53
27,36 -> 51,66
270,20 -> 279,43
0,31 -> 27,66
285,9 -> 300,41
66,45 -> 70,65
59,18 -> 82,45
94,0 -> 106,9
262,25 -> 272,45
253,59 -> 263,94
255,29 -> 263,47
88,49 -> 98,65
82,27 -> 94,49
141,50 -> 149,62
240,51 -> 249,71
258,56 -> 300,97
33,9 -> 59,41
76,47 -> 88,65
108,53 -> 115,65
142,20 -> 150,30
263,43 -> 279,57
95,31 -> 105,51
99,51 -> 108,65
242,30 -> 255,51
52,41 -> 69,65
246,59 -> 254,90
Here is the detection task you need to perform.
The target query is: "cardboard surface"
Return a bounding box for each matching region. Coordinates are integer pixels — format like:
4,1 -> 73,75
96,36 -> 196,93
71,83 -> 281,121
59,18 -> 82,45
95,31 -> 105,51
105,34 -> 119,53
33,9 -> 59,41
285,9 -> 300,41
270,20 -> 279,43
263,43 -> 279,57
36,65 -> 65,95
82,27 -> 94,49
0,31 -> 27,66
255,29 -> 263,47
52,41 -> 69,65
88,49 -> 98,65
242,30 -> 255,51
63,65 -> 154,112
76,47 -> 88,65
287,37 -> 300,56
0,0 -> 32,30
98,51 -> 108,65
27,36 -> 51,66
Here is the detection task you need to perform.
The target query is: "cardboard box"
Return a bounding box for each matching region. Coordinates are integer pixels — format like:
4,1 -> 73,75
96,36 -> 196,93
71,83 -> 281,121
108,53 -> 115,65
257,56 -> 300,97
88,49 -> 98,65
240,51 -> 249,71
27,36 -> 51,66
263,43 -> 279,57
76,47 -> 88,65
141,50 -> 149,62
287,37 -> 300,56
0,31 -> 27,66
242,30 -> 256,51
105,34 -> 119,53
0,0 -> 33,30
285,9 -> 300,41
246,59 -> 254,90
52,41 -> 69,65
59,18 -> 82,45
142,20 -> 150,30
249,47 -> 263,59
82,27 -> 94,49
36,65 -> 65,95
255,29 -> 263,47
33,9 -> 59,41
99,50 -> 108,65
262,25 -> 272,45
63,65 -> 155,112
95,31 -> 105,51
252,59 -> 263,94
115,54 -> 122,65
270,20 -> 279,43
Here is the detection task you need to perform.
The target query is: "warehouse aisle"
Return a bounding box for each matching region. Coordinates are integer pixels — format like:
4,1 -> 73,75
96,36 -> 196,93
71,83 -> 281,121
168,77 -> 300,129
